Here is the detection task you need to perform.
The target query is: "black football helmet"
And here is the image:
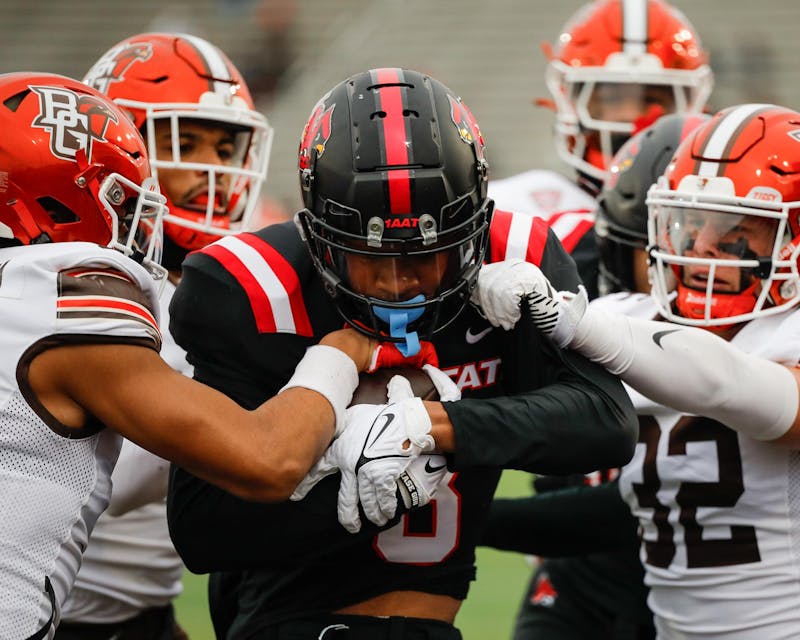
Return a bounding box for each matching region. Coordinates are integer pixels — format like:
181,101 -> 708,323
296,68 -> 492,348
595,112 -> 709,294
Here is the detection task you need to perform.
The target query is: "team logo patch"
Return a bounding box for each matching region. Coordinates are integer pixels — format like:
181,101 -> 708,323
448,94 -> 486,161
82,42 -> 153,94
299,98 -> 335,170
31,85 -> 118,163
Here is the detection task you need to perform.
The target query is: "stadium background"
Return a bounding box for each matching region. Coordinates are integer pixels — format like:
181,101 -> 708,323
2,0 -> 797,636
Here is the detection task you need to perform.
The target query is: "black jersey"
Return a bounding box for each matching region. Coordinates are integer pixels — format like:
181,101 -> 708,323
166,211 -> 636,636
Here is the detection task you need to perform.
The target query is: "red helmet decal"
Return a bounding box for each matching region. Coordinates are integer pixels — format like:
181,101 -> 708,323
30,85 -> 119,163
448,94 -> 485,161
83,42 -> 153,94
299,100 -> 335,171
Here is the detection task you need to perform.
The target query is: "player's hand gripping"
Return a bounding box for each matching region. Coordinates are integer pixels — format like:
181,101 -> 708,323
291,365 -> 460,533
472,258 -> 589,347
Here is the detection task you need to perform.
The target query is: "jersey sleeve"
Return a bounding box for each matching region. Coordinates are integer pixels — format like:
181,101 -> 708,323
55,266 -> 161,351
489,209 -> 584,293
169,230 -> 314,409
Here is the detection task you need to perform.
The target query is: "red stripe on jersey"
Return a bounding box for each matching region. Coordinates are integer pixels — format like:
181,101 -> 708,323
548,210 -> 595,253
488,209 -> 549,266
376,68 -> 411,213
236,233 -> 313,336
527,217 -> 549,265
488,209 -> 514,263
57,297 -> 158,331
202,243 -> 278,334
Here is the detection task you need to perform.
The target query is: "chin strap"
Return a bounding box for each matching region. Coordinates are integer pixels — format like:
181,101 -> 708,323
373,294 -> 426,357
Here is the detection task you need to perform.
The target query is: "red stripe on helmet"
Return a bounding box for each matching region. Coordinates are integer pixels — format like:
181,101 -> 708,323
375,68 -> 412,213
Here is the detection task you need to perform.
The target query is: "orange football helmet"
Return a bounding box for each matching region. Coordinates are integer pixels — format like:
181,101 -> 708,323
83,32 -> 273,252
0,72 -> 167,279
545,0 -> 713,185
647,104 -> 800,328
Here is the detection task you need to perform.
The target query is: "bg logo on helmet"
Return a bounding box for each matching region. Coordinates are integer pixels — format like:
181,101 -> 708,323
31,86 -> 119,163
83,42 -> 153,95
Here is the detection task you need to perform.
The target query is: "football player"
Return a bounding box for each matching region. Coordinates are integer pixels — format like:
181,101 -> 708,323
489,0 -> 713,297
486,3 -> 712,637
482,104 -> 800,639
56,32 -> 276,640
481,113 -> 709,640
165,67 -> 638,639
0,71 -> 383,640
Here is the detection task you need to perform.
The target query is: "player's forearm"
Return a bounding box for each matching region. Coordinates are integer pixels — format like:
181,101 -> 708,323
441,353 -> 637,473
571,308 -> 799,443
480,481 -> 638,556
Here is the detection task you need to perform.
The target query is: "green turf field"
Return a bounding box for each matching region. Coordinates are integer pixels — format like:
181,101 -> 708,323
174,470 -> 534,639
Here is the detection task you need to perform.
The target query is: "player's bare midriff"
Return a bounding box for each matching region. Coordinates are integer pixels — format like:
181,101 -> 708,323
335,590 -> 461,622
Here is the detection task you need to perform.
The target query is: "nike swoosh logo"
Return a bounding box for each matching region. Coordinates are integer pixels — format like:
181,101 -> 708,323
465,326 -> 492,344
652,329 -> 680,349
367,412 -> 396,448
424,459 -> 447,473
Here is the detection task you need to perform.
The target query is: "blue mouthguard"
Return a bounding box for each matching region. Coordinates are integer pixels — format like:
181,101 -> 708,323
373,294 -> 426,357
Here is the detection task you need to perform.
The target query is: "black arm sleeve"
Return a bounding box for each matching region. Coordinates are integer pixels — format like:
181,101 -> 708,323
478,480 -> 640,556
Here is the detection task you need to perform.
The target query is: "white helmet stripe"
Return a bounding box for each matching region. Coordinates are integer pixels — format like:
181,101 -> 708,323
622,0 -> 648,56
180,33 -> 232,96
697,104 -> 775,177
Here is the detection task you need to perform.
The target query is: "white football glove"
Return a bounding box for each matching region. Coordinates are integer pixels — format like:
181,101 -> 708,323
397,453 -> 449,510
290,375 -> 438,533
421,363 -> 461,402
470,259 -> 556,330
525,283 -> 589,348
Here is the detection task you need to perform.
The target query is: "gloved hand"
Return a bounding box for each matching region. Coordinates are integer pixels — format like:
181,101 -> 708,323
397,453 -> 449,510
524,281 -> 589,348
290,374 -> 440,533
421,364 -> 461,402
470,258 -> 556,330
368,340 -> 439,372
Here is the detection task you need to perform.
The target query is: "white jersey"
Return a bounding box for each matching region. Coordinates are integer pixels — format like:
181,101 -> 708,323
60,280 -> 187,624
488,169 -> 596,219
488,169 -> 596,254
606,294 -> 800,640
0,242 -> 160,639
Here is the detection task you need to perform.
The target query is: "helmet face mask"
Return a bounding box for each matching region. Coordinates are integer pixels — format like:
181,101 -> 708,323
83,33 -> 273,253
596,112 -> 710,295
0,72 -> 168,281
296,68 -> 492,346
546,0 -> 713,184
647,104 -> 800,328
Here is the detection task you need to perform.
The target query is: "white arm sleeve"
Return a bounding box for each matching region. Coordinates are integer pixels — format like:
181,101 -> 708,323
571,307 -> 799,441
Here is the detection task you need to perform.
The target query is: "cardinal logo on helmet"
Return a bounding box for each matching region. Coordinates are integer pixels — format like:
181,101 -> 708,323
31,86 -> 119,163
82,42 -> 153,94
299,99 -> 335,170
448,94 -> 486,162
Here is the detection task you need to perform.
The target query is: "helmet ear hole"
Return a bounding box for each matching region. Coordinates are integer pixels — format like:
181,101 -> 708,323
37,197 -> 80,224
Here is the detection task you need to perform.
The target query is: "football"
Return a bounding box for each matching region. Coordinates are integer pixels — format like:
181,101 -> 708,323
350,367 -> 439,406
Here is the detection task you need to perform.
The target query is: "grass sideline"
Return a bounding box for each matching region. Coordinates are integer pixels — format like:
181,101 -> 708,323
174,470 -> 534,639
